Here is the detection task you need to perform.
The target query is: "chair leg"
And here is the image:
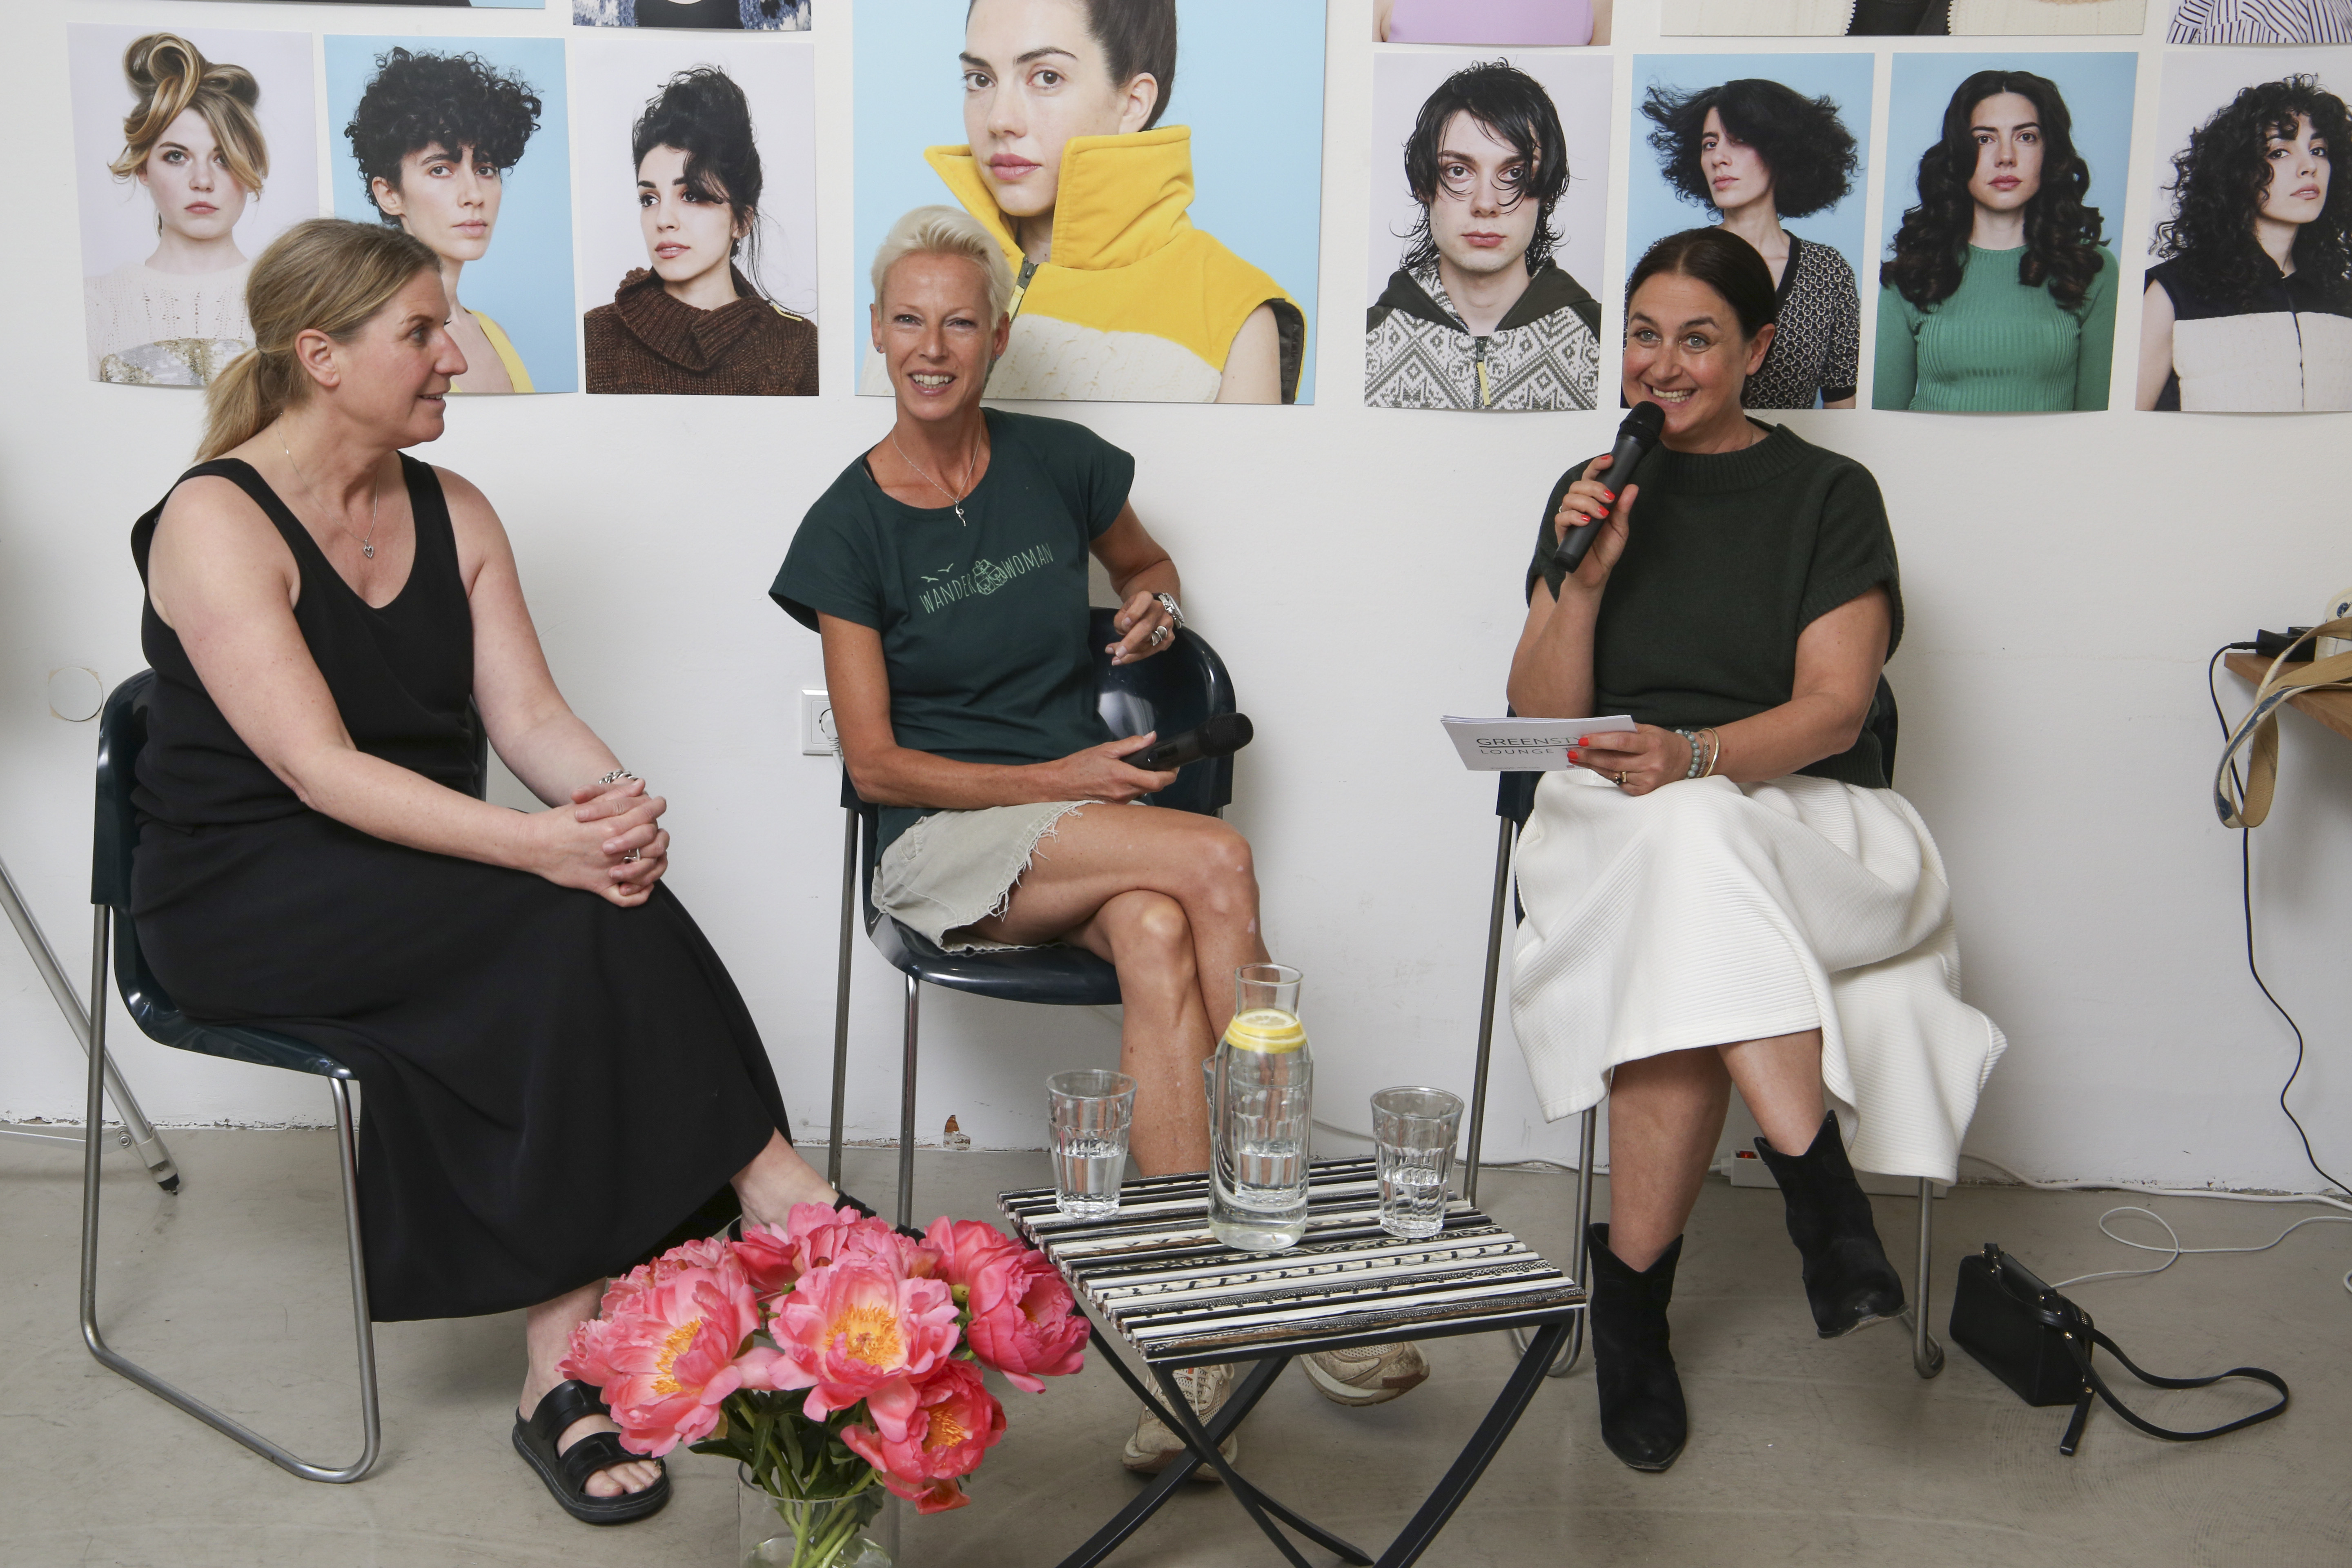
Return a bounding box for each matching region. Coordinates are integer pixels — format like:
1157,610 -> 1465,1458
1511,1103 -> 1592,1378
79,906 -> 381,1482
1910,1176 -> 1945,1379
827,811 -> 857,1190
897,972 -> 920,1232
1462,818 -> 1517,1210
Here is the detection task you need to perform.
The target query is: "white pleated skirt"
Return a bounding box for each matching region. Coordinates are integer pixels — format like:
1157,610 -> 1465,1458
1508,769 -> 2006,1183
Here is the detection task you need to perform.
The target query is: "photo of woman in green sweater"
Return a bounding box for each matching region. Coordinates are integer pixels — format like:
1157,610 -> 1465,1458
1874,68 -> 2118,411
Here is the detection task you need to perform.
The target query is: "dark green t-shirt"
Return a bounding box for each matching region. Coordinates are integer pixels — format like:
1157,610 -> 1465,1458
772,408 -> 1134,851
1525,421 -> 1902,789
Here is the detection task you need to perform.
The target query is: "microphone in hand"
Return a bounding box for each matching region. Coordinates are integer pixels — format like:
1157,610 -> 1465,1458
1557,401 -> 1664,575
1120,713 -> 1254,771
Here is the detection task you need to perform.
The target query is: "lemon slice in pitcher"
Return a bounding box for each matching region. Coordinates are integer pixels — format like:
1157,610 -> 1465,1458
1224,1007 -> 1306,1054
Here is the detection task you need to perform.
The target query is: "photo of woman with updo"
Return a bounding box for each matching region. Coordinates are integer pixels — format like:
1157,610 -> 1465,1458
1875,65 -> 2123,412
343,46 -> 549,395
1641,72 -> 1863,408
2140,71 -> 2352,410
583,67 -> 817,394
75,29 -> 313,387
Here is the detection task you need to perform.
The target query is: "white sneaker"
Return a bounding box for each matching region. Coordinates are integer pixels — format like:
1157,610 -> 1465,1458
1302,1342 -> 1430,1406
1120,1362 -> 1238,1479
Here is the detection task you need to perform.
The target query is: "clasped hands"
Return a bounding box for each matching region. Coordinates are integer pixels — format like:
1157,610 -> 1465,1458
531,775 -> 669,906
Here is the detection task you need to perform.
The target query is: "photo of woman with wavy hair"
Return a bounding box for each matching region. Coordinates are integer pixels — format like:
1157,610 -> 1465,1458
2140,73 -> 2352,410
1642,75 -> 1862,407
1874,67 -> 2118,411
583,66 -> 817,394
345,47 -> 546,394
82,33 -> 268,387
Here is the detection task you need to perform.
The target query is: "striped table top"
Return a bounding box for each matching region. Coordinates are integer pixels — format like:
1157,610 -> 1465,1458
999,1158 -> 1586,1369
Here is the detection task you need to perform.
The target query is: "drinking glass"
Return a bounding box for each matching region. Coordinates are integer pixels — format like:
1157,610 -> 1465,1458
1047,1069 -> 1136,1219
1370,1086 -> 1463,1240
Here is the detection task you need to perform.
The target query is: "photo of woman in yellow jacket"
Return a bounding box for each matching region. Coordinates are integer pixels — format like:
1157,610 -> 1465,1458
862,0 -> 1307,405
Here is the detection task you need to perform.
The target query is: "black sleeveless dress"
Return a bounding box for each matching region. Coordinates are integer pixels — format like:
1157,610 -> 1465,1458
129,457 -> 791,1322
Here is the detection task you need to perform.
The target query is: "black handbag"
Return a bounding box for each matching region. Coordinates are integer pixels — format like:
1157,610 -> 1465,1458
1948,1243 -> 2290,1455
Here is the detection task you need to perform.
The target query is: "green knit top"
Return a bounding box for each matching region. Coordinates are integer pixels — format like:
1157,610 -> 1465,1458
1872,245 -> 2118,412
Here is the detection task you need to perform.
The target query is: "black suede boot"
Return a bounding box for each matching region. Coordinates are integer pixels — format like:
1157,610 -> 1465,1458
1753,1112 -> 1905,1338
1586,1223 -> 1687,1473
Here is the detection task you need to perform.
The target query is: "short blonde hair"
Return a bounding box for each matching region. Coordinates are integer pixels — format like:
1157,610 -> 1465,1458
198,219 -> 439,461
869,206 -> 1013,323
110,33 -> 268,196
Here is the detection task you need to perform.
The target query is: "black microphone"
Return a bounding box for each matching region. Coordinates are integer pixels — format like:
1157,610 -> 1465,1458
1121,713 -> 1254,771
1555,401 -> 1664,575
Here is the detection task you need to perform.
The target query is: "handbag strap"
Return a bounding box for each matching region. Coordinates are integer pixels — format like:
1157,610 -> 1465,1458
2061,1325 -> 2290,1446
2215,617 -> 2352,829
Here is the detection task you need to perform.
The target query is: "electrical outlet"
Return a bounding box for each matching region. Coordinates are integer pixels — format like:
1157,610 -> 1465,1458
801,689 -> 838,757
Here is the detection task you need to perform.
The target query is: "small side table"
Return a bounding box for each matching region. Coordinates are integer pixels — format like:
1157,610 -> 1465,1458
1001,1157 -> 1585,1568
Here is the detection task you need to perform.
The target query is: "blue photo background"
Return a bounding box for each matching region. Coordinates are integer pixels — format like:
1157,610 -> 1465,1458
326,36 -> 577,394
1878,52 -> 2139,271
852,0 -> 1327,403
1626,54 -> 1875,300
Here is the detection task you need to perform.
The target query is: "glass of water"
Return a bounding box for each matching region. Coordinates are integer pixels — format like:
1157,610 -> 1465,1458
1370,1086 -> 1463,1240
1047,1069 -> 1136,1220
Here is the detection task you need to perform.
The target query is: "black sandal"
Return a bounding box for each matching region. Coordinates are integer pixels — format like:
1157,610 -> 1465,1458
512,1379 -> 672,1526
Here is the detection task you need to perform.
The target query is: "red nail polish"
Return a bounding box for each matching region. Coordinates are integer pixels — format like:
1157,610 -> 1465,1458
1599,490 -> 1615,504
1567,750 -> 1581,764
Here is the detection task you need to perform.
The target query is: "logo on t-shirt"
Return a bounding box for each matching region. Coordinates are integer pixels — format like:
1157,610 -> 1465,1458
915,542 -> 1057,615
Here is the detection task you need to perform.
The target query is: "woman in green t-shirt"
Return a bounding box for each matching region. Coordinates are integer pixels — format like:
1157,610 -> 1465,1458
1508,228 -> 2005,1473
773,208 -> 1432,1468
1873,69 -> 2118,411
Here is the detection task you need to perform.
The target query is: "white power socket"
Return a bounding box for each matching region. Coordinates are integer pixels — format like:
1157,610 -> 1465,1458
800,689 -> 839,757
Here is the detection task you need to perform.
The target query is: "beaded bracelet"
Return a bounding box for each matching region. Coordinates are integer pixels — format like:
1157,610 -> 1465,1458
1675,729 -> 1704,780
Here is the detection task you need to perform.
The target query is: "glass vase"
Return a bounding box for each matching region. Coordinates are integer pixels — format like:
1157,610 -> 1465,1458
735,1468 -> 893,1568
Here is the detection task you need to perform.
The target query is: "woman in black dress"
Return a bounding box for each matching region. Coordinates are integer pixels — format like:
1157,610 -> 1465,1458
130,218 -> 832,1523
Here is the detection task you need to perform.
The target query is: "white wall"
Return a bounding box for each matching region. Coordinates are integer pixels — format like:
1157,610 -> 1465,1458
7,0 -> 2348,1195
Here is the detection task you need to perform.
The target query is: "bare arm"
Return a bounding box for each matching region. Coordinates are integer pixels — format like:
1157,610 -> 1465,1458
1214,305 -> 1284,404
1090,503 -> 1182,664
146,474 -> 666,905
1505,454 -> 1636,719
2135,280 -> 2176,412
820,614 -> 1175,810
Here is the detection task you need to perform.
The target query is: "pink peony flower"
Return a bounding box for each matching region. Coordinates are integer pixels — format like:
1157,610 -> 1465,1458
560,1267 -> 779,1457
921,1217 -> 1028,1296
840,1359 -> 1007,1515
599,1234 -> 742,1316
737,1205 -> 935,1299
768,1259 -> 961,1441
962,1249 -> 1089,1393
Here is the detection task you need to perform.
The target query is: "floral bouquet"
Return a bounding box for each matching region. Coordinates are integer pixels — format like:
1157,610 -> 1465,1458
561,1203 -> 1090,1567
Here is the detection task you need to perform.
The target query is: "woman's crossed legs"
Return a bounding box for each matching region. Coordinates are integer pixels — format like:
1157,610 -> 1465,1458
964,803 -> 1266,1176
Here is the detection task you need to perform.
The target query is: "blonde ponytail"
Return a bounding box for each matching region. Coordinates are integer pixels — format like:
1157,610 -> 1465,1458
197,218 -> 439,462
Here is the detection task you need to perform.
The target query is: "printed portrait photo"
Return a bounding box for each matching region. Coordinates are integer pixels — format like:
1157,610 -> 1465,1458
2171,0 -> 2350,41
1375,0 -> 1612,46
169,2 -> 544,9
575,0 -> 808,29
71,25 -> 320,388
1874,53 -> 2136,413
1663,0 -> 2143,34
852,0 -> 1326,405
1627,55 -> 1871,410
2140,52 -> 2352,410
327,36 -> 577,395
572,34 -> 817,394
1364,53 -> 1610,412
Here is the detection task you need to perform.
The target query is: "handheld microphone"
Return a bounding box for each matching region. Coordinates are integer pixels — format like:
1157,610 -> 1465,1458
1121,713 -> 1254,771
1555,401 -> 1664,576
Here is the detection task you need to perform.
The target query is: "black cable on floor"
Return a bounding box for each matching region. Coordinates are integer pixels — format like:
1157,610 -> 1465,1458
2209,642 -> 2350,1198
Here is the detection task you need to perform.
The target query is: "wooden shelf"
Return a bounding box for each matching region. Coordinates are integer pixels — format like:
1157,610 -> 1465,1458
2224,653 -> 2352,744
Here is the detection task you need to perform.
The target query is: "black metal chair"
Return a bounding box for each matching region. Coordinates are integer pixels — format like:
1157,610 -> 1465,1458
1462,679 -> 1943,1381
80,672 -> 490,1482
824,609 -> 1238,1227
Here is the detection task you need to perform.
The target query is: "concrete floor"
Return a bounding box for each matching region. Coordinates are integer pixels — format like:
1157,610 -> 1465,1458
2,1130 -> 2346,1568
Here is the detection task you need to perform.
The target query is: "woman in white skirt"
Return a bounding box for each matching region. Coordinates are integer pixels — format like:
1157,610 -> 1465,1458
774,208 -> 1429,1470
1506,228 -> 2004,1472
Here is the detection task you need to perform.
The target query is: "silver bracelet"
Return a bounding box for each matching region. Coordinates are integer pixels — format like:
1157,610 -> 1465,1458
598,768 -> 642,787
1674,729 -> 1704,781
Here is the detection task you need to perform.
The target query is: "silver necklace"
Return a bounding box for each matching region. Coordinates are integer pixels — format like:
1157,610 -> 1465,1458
277,430 -> 383,559
889,427 -> 984,526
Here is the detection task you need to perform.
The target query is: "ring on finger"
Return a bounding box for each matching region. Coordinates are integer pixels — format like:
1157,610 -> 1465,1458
1149,624 -> 1169,645
624,850 -> 641,862
1614,770 -> 1630,787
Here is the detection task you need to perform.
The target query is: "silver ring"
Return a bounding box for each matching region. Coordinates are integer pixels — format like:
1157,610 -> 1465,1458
624,850 -> 641,862
1149,624 -> 1169,644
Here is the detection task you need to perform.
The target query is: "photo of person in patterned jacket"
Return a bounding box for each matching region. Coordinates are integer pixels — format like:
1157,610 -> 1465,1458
1366,60 -> 1601,411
